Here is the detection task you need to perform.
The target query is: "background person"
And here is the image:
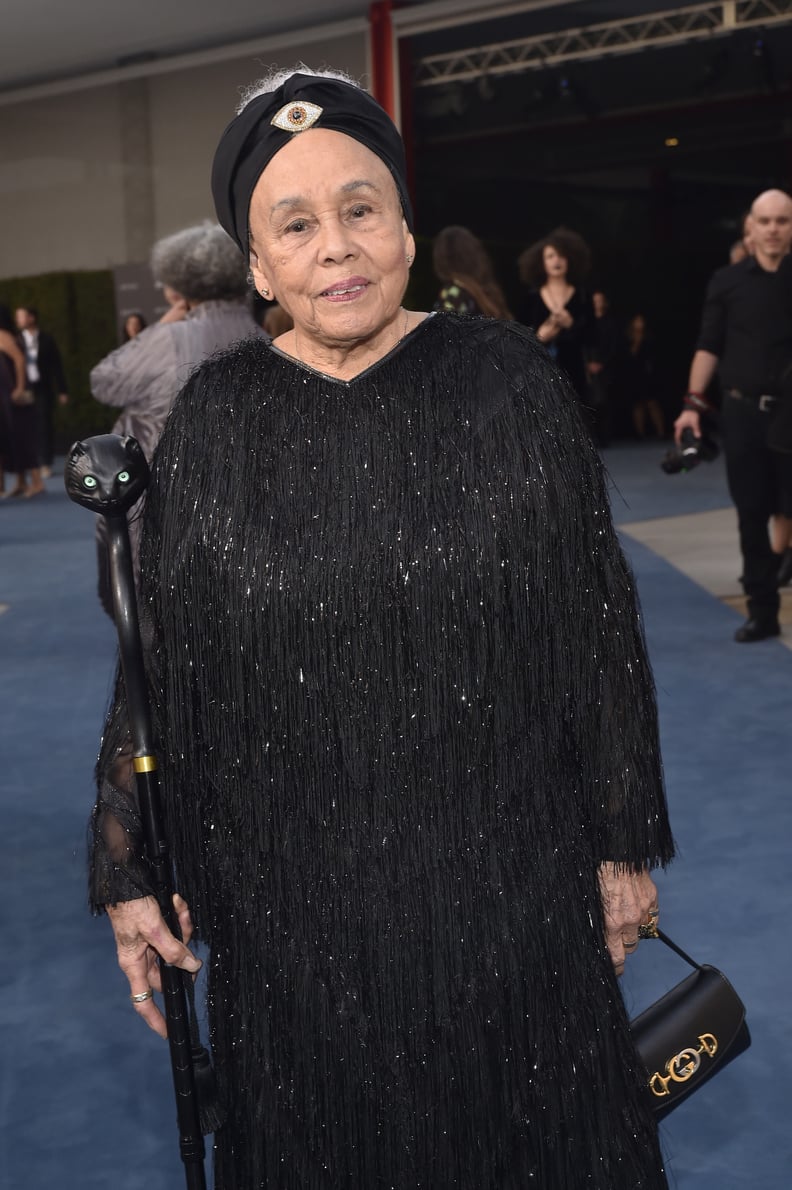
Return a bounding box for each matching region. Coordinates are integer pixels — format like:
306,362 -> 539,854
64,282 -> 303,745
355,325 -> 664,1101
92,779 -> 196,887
516,226 -> 595,406
620,313 -> 665,439
14,305 -> 68,478
674,187 -> 792,642
0,303 -> 34,497
91,68 -> 673,1190
0,303 -> 44,499
586,288 -> 623,445
431,224 -> 513,318
262,301 -> 294,338
122,312 -> 147,341
90,220 -> 262,616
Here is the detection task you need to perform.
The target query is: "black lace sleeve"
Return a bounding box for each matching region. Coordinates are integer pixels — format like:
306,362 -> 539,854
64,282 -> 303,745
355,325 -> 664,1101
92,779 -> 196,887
89,676 -> 154,911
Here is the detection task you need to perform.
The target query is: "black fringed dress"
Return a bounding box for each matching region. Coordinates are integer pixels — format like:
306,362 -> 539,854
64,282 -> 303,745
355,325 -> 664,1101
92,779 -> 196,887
93,313 -> 674,1189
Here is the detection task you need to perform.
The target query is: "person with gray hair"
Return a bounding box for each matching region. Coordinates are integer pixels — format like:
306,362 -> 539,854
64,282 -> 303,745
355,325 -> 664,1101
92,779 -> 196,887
90,220 -> 263,616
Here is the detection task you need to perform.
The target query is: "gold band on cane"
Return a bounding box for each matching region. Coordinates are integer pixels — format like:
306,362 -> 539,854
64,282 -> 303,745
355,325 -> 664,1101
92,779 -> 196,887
133,755 -> 158,773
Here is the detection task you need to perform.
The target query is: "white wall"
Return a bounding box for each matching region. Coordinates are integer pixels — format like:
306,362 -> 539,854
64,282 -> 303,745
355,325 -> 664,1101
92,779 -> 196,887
0,29 -> 368,279
0,87 -> 127,276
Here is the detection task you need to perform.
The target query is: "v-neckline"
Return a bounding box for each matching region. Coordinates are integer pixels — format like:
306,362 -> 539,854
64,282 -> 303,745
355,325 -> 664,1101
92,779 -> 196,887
266,313 -> 436,386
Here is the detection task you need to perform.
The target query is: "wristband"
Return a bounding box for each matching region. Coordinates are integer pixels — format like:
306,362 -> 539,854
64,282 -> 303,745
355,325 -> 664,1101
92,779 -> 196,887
683,392 -> 713,414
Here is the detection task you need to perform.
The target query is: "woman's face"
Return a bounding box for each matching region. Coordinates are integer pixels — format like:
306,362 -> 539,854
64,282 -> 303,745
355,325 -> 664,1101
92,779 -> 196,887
125,315 -> 144,337
248,129 -> 414,349
543,245 -> 568,279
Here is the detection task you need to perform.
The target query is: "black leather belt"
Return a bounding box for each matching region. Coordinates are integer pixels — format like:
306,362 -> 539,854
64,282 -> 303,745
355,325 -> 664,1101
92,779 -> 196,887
726,388 -> 777,411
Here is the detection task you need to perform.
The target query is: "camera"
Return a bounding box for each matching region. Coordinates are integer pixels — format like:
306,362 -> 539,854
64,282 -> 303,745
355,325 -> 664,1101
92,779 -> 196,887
660,428 -> 719,474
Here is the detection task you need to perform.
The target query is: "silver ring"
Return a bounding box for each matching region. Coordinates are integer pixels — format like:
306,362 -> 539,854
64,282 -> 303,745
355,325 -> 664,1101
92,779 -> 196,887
623,937 -> 639,951
130,989 -> 154,1004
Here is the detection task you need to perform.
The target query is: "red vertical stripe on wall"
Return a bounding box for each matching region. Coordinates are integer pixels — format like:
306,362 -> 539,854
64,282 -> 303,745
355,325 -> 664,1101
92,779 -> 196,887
398,33 -> 417,222
369,0 -> 395,119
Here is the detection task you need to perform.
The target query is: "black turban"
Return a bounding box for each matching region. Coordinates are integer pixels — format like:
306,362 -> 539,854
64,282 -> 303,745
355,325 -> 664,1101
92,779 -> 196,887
211,73 -> 414,255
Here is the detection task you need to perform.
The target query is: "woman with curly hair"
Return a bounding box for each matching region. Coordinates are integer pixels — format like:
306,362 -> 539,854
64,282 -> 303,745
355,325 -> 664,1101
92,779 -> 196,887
432,225 -> 513,319
517,226 -> 595,401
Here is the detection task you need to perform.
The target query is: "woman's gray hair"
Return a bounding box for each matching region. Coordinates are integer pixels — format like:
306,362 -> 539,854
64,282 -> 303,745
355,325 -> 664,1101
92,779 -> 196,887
236,64 -> 360,113
151,221 -> 249,302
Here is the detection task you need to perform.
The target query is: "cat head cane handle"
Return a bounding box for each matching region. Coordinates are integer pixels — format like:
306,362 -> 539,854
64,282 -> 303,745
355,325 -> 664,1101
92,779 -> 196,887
64,434 -> 150,515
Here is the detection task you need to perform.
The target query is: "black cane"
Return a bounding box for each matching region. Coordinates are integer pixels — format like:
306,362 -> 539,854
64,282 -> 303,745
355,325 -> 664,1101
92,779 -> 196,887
65,434 -> 207,1190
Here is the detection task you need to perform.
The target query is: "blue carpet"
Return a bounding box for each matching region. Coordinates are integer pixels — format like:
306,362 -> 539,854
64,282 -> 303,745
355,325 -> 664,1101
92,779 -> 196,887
1,449 -> 789,1188
603,437 -> 732,526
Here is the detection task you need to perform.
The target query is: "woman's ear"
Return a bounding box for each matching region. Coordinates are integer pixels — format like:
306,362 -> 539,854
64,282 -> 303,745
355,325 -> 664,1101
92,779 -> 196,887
249,247 -> 273,300
403,222 -> 416,267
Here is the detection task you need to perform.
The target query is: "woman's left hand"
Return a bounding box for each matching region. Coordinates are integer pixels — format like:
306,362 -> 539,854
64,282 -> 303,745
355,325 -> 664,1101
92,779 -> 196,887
598,862 -> 659,976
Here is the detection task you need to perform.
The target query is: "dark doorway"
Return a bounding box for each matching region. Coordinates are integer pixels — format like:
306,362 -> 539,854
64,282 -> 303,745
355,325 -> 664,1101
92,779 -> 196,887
405,4 -> 792,412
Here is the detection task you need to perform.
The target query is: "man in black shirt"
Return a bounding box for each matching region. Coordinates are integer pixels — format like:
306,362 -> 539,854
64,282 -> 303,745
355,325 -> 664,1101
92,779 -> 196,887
674,188 -> 792,642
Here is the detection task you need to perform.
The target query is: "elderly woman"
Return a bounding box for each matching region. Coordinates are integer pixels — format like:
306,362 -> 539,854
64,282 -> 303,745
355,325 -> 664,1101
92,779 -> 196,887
93,69 -> 674,1189
90,221 -> 262,614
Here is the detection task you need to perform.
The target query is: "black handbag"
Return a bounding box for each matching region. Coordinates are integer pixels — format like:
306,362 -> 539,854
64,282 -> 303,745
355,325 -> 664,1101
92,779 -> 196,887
631,930 -> 750,1119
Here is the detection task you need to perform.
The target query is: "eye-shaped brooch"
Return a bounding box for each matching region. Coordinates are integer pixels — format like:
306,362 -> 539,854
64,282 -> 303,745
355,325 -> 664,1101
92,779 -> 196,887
271,101 -> 323,133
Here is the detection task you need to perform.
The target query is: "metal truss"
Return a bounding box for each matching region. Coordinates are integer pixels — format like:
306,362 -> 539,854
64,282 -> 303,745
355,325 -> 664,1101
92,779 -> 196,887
415,1 -> 792,85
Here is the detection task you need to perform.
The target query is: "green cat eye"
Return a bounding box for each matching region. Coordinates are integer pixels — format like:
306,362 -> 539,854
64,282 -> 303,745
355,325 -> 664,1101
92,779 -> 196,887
118,471 -> 130,483
83,476 -> 97,488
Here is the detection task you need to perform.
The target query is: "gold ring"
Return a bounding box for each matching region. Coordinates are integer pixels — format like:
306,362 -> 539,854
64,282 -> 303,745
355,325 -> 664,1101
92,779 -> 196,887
130,989 -> 154,1004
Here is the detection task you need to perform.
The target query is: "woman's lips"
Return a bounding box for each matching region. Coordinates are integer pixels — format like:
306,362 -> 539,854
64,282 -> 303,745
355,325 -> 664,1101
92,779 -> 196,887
320,277 -> 369,302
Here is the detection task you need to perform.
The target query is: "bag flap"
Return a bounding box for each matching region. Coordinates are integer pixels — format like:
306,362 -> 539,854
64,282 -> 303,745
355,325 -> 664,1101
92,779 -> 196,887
632,964 -> 746,1078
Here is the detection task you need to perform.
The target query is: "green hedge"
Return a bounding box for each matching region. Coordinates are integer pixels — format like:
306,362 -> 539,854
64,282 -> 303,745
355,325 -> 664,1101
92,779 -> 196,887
0,269 -> 119,450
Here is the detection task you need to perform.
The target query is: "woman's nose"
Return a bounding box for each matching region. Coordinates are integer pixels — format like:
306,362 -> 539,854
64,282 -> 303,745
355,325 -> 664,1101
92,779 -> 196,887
316,217 -> 356,262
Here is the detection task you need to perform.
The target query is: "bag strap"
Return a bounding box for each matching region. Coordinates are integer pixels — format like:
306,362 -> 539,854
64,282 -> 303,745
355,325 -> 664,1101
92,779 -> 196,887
656,928 -> 702,971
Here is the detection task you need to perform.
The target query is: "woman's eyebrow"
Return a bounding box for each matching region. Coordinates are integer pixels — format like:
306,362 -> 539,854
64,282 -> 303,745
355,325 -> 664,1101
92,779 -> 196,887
270,197 -> 303,216
270,180 -> 382,219
339,179 -> 380,194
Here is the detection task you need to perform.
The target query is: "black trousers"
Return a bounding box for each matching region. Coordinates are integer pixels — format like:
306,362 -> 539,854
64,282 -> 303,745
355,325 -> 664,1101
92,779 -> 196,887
721,393 -> 790,620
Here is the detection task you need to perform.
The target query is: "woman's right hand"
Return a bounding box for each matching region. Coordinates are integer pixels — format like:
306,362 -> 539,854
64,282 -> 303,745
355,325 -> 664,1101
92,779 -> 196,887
673,408 -> 701,445
107,893 -> 201,1038
537,317 -> 561,343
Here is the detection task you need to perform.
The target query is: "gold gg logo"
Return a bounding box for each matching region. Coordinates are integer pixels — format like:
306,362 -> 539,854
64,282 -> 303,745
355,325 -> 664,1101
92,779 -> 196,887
648,1033 -> 718,1098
